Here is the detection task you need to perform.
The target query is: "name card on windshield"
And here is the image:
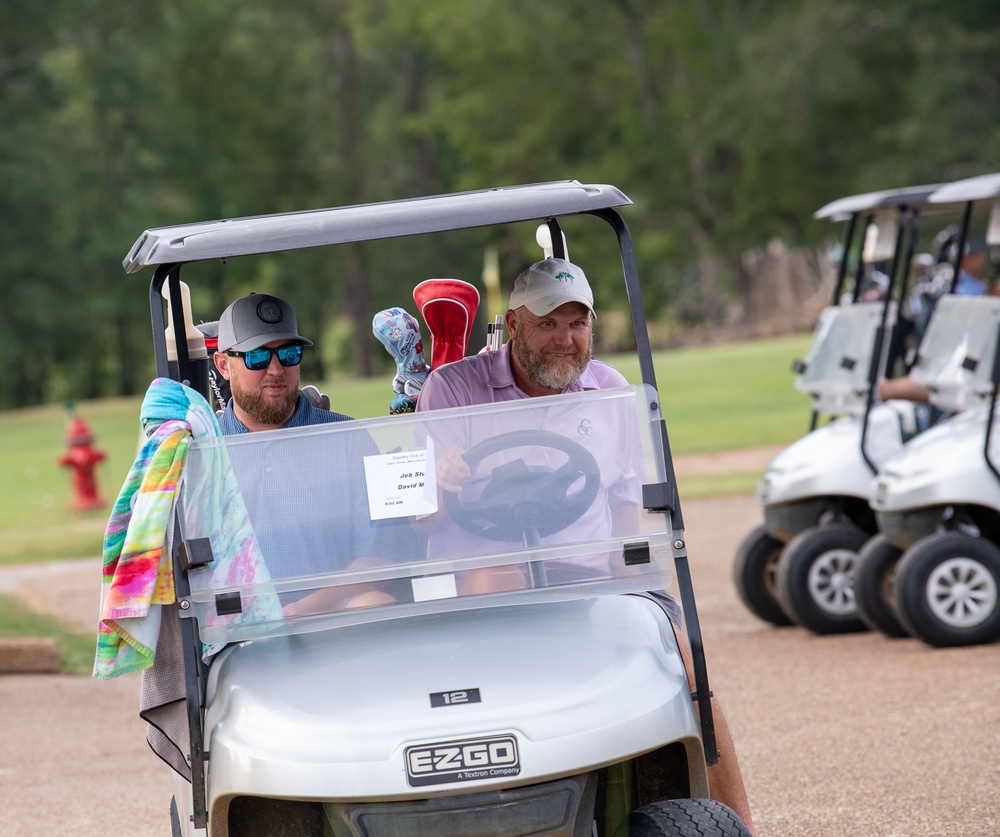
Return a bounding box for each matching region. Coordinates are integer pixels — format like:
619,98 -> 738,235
364,441 -> 438,520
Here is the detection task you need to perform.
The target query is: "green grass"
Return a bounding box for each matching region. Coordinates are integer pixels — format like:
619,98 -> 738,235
674,470 -> 765,501
0,333 -> 812,568
0,592 -> 96,674
0,333 -> 813,663
614,334 -> 813,453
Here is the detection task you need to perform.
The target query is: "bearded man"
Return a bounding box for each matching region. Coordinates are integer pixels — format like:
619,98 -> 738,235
213,291 -> 403,611
414,257 -> 758,836
416,257 -> 619,409
214,292 -> 349,433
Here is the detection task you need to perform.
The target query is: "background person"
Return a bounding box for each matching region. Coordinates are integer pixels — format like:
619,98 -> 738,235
881,235 -> 997,405
951,235 -> 992,296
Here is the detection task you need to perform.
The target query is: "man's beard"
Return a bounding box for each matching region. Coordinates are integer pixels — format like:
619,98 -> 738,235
231,375 -> 299,426
511,333 -> 593,392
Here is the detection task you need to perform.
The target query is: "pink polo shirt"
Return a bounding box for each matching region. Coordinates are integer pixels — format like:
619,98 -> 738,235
415,344 -> 640,575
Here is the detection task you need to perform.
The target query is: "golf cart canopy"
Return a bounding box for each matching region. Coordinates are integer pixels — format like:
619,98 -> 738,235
123,181 -> 632,273
929,172 -> 1000,247
928,171 -> 1000,205
128,179 -> 664,403
813,183 -> 954,222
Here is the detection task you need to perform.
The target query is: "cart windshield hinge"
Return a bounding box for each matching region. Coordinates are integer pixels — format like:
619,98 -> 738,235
642,482 -> 675,514
180,537 -> 215,571
623,541 -> 651,566
215,591 -> 243,616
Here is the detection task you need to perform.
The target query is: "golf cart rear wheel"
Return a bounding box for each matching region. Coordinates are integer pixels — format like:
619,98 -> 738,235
894,533 -> 1000,648
776,524 -> 871,634
854,533 -> 909,638
733,525 -> 792,626
629,798 -> 751,836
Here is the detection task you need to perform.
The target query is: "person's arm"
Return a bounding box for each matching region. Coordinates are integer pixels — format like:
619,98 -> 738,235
414,365 -> 475,510
878,376 -> 931,403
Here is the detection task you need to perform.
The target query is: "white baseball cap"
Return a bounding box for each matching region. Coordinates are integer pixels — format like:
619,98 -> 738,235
509,258 -> 595,317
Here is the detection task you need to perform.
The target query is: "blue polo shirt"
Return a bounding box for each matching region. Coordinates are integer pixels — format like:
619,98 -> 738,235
216,393 -> 400,582
217,393 -> 353,434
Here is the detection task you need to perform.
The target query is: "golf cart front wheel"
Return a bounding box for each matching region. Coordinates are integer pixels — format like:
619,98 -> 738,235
854,533 -> 909,638
733,525 -> 792,627
776,524 -> 870,634
894,533 -> 1000,648
629,798 -> 751,836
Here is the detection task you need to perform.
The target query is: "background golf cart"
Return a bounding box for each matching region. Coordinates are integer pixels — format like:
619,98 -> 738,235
867,171 -> 1000,648
733,183 -> 955,635
125,182 -> 751,836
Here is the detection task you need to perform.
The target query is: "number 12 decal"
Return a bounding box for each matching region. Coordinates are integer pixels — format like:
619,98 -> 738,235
430,688 -> 482,707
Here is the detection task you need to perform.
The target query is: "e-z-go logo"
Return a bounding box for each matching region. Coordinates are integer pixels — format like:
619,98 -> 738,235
404,735 -> 520,786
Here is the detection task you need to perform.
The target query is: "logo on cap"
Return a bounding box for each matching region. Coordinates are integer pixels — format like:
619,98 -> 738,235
553,271 -> 575,283
257,299 -> 283,323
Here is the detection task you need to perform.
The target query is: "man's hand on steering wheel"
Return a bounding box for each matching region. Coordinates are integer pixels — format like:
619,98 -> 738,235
441,430 -> 601,543
437,448 -> 472,494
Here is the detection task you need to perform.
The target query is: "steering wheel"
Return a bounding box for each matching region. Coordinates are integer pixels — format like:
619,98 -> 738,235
441,430 -> 601,544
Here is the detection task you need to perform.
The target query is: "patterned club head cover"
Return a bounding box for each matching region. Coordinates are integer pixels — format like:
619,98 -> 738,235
372,308 -> 430,395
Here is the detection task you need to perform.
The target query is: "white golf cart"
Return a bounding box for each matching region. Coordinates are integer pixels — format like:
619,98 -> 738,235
869,172 -> 1000,647
122,182 -> 751,836
733,184 -> 948,634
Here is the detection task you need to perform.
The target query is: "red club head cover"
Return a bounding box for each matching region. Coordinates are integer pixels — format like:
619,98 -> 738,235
413,279 -> 481,369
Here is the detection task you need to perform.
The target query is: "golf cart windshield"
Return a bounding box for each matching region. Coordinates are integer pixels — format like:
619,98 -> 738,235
794,301 -> 896,415
176,384 -> 674,645
908,295 -> 1000,412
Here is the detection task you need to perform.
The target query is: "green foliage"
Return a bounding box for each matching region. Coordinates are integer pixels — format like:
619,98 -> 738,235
1,0 -> 998,407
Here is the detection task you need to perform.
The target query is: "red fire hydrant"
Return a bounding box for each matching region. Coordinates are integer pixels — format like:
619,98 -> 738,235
58,409 -> 107,512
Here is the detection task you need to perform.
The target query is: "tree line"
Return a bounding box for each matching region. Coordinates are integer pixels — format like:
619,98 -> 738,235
1,0 -> 997,409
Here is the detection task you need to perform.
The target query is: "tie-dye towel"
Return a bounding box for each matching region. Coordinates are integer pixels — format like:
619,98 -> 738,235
93,377 -> 277,679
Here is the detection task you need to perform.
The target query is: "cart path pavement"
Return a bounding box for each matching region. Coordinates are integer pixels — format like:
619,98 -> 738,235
1,481 -> 999,835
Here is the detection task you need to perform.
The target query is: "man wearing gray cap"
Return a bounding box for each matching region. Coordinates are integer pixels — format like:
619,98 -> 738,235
214,292 -> 350,433
416,258 -> 758,835
213,291 -> 403,610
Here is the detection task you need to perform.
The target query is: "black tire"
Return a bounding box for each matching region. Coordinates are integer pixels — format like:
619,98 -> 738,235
629,798 -> 751,836
776,524 -> 871,634
733,525 -> 792,626
854,533 -> 909,638
893,533 -> 1000,648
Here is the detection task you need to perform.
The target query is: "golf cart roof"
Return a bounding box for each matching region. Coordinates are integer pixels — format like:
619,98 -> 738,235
928,171 -> 1000,204
123,181 -> 632,273
813,184 -> 948,222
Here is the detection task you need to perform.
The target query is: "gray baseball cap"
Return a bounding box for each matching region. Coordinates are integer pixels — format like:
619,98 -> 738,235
509,258 -> 595,317
217,292 -> 313,352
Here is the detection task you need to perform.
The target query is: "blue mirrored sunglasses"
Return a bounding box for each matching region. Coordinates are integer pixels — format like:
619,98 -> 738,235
227,343 -> 303,371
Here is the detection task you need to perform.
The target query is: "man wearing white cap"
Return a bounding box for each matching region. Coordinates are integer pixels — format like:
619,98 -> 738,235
416,258 -> 758,835
417,257 -> 632,589
417,258 -> 620,407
